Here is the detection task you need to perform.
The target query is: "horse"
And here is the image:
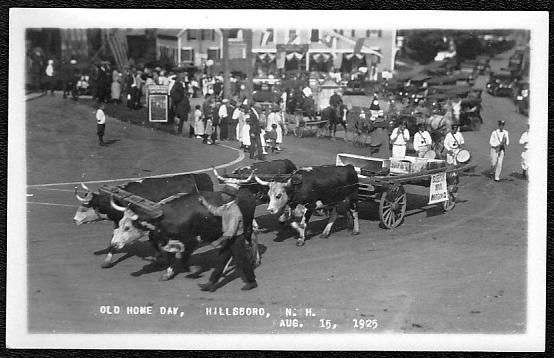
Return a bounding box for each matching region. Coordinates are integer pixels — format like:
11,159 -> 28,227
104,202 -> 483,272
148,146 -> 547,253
323,104 -> 348,139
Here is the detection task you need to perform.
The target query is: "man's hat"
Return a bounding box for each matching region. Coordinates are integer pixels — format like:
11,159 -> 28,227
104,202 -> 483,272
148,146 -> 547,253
221,184 -> 239,197
418,123 -> 426,128
222,98 -> 229,103
498,120 -> 506,125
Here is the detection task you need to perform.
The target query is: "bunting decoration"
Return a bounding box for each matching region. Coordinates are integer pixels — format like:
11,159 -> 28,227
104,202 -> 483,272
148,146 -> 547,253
257,53 -> 276,61
311,53 -> 331,63
344,53 -> 365,60
285,52 -> 304,60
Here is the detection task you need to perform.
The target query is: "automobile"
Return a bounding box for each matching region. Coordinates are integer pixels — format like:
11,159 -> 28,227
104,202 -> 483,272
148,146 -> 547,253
475,56 -> 491,75
458,97 -> 483,131
512,81 -> 529,116
486,71 -> 515,96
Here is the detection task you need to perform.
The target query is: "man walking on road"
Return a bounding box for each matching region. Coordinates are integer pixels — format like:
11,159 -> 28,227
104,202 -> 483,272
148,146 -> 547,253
197,185 -> 258,292
489,120 -> 510,182
519,124 -> 529,180
96,103 -> 106,146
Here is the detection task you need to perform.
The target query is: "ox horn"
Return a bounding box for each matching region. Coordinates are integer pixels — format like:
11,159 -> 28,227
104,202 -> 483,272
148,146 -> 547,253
81,182 -> 90,192
212,167 -> 229,183
74,186 -> 90,203
110,197 -> 127,212
234,169 -> 256,184
285,177 -> 293,188
254,174 -> 269,187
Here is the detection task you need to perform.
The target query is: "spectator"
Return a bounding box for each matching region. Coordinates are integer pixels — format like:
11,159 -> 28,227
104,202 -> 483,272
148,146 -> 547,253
218,99 -> 230,140
235,104 -> 245,145
211,100 -> 220,143
194,104 -> 204,139
44,59 -> 56,95
489,120 -> 510,182
171,77 -> 191,133
519,124 -> 529,179
248,106 -> 264,160
96,103 -> 106,146
111,72 -> 122,104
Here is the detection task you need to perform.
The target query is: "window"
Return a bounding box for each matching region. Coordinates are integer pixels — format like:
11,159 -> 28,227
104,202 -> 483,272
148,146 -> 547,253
266,28 -> 274,43
378,30 -> 382,37
200,29 -> 215,41
351,29 -> 356,38
289,29 -> 296,39
207,48 -> 220,60
311,29 -> 319,42
181,48 -> 194,62
339,30 -> 344,35
187,29 -> 198,41
228,28 -> 242,40
366,30 -> 370,37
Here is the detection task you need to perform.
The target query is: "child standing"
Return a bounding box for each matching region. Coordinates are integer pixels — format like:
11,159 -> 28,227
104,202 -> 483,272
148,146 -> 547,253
194,104 -> 204,139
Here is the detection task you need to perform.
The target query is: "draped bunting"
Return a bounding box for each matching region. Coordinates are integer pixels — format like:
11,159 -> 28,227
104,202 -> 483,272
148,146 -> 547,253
344,53 -> 365,60
311,53 -> 331,63
257,53 -> 276,62
285,52 -> 304,60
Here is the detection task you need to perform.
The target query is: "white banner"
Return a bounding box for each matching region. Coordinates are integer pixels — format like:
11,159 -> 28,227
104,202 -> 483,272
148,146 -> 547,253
428,172 -> 448,204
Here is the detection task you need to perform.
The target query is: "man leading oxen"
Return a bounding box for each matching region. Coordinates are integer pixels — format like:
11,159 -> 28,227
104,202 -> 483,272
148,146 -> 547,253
109,185 -> 258,283
255,165 -> 360,246
73,173 -> 214,268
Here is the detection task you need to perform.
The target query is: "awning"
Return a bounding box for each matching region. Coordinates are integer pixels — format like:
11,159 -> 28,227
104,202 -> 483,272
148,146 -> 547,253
257,53 -> 276,62
311,53 -> 331,63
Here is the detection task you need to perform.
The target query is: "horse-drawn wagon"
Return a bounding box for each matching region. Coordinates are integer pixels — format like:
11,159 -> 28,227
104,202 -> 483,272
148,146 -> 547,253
336,153 -> 474,229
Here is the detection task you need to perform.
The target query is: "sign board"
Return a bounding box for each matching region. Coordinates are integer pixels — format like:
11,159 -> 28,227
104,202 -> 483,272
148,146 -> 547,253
148,85 -> 169,123
276,44 -> 309,53
428,172 -> 448,204
382,71 -> 393,79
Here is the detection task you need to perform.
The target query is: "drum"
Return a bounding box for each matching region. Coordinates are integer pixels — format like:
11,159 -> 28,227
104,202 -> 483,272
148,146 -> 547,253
423,150 -> 436,159
456,149 -> 471,163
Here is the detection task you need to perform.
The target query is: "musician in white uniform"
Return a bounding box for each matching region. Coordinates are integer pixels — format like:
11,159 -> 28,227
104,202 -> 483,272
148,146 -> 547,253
390,121 -> 410,158
443,124 -> 465,165
489,120 -> 510,182
413,123 -> 433,158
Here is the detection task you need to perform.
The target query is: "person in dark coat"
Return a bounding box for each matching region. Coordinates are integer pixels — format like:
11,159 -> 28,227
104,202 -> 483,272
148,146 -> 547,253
218,99 -> 230,140
248,106 -> 264,160
171,79 -> 191,134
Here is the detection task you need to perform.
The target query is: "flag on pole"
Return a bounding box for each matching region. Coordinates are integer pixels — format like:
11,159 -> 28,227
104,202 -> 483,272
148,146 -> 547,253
287,33 -> 300,45
260,30 -> 271,47
353,38 -> 366,54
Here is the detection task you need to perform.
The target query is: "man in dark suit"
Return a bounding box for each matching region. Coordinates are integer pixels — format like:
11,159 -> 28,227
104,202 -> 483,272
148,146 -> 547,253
248,105 -> 264,160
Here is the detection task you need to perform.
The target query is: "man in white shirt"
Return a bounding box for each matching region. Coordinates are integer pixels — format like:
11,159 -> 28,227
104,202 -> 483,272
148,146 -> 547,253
444,124 -> 465,164
96,103 -> 106,146
302,85 -> 313,98
218,99 -> 229,140
519,124 -> 529,179
390,121 -> 410,158
413,123 -> 433,158
489,120 -> 510,182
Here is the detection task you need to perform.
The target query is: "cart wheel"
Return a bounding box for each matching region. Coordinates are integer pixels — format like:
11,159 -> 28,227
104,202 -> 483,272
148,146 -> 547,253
379,185 -> 407,229
442,184 -> 457,212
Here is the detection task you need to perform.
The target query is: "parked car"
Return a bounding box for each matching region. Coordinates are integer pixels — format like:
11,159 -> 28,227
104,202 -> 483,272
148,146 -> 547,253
512,81 -> 529,116
486,71 -> 515,96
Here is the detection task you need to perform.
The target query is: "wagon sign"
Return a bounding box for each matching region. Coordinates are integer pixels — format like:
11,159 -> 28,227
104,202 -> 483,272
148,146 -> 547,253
428,172 -> 448,204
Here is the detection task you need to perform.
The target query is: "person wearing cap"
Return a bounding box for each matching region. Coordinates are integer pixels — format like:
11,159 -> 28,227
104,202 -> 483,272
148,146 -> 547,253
444,124 -> 465,165
489,120 -> 510,182
95,102 -> 106,146
218,98 -> 230,140
519,124 -> 529,179
413,123 -> 433,158
390,121 -> 410,158
198,186 -> 257,292
44,59 -> 56,96
266,105 -> 284,152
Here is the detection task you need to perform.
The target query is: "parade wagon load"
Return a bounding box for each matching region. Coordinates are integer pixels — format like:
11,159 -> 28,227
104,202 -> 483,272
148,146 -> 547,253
336,152 -> 474,229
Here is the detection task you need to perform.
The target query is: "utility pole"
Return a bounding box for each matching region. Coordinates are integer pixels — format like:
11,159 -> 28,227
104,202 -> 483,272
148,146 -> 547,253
221,29 -> 231,99
244,28 -> 253,104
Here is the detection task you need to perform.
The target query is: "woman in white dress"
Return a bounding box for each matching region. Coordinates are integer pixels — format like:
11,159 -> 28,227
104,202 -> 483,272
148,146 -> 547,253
194,105 -> 205,139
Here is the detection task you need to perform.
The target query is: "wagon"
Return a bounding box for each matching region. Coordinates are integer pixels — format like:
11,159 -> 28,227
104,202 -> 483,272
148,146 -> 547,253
336,153 -> 475,229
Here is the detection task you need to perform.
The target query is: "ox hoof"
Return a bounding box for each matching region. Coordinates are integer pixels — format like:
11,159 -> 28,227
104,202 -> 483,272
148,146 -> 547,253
101,261 -> 113,269
319,233 -> 329,239
351,231 -> 360,236
296,240 -> 305,247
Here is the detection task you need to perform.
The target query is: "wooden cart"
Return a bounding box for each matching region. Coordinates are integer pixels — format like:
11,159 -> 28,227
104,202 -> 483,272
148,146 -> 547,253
336,153 -> 475,229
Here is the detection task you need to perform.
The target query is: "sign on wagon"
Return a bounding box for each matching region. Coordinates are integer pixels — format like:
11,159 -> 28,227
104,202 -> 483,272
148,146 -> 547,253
428,172 -> 448,204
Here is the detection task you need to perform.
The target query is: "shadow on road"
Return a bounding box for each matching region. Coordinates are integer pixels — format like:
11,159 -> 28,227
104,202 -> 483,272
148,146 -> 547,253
102,139 -> 120,146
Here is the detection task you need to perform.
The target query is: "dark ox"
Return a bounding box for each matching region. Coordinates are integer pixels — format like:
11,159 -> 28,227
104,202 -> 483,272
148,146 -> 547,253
255,165 -> 359,246
73,173 -> 213,268
322,104 -> 348,139
109,188 -> 257,281
212,159 -> 297,202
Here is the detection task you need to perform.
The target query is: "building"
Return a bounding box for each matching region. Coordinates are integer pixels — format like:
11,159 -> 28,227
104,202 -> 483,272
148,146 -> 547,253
154,28 -> 398,77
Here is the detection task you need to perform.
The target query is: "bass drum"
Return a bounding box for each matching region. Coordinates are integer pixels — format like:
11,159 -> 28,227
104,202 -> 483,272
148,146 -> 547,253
456,149 -> 471,164
423,150 -> 436,159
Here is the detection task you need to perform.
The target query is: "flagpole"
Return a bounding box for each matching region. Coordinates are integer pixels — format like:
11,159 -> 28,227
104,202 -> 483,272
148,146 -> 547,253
244,28 -> 253,104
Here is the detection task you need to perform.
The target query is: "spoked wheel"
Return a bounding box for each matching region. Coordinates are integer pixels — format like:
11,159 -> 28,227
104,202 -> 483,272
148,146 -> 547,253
379,185 -> 407,229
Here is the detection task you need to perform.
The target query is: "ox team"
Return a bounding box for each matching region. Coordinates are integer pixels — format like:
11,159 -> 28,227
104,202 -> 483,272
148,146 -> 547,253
74,160 -> 360,291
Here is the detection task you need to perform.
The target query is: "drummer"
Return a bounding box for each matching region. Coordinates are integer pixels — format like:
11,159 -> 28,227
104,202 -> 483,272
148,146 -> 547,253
413,123 -> 433,158
443,123 -> 465,165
